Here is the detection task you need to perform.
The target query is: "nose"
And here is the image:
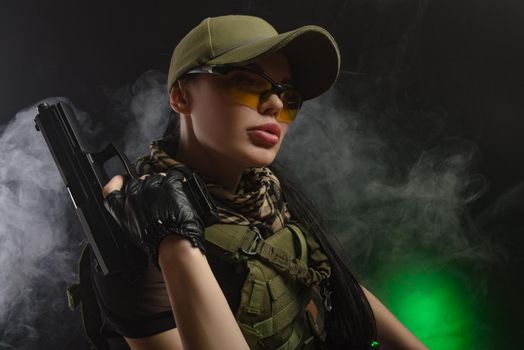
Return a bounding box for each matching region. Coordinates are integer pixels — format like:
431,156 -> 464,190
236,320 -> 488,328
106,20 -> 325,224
258,92 -> 284,119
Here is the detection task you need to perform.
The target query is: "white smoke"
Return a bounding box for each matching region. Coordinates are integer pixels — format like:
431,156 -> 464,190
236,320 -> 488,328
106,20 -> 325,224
0,70 -> 170,349
0,69 -> 500,348
103,69 -> 172,161
278,82 -> 498,285
0,97 -> 99,348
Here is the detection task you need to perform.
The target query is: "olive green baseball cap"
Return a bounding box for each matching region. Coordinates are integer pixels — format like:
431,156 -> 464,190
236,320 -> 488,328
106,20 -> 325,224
167,15 -> 340,101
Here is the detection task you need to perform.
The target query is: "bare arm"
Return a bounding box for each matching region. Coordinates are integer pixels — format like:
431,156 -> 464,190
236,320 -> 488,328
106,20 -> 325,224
361,285 -> 428,350
123,248 -> 250,350
157,235 -> 249,350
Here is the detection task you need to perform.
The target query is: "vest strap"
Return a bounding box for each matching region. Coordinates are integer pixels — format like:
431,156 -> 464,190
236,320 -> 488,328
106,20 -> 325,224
247,279 -> 267,315
275,323 -> 302,350
205,224 -> 257,256
267,273 -> 289,301
250,292 -> 302,338
238,323 -> 264,349
254,241 -> 308,279
205,224 -> 312,285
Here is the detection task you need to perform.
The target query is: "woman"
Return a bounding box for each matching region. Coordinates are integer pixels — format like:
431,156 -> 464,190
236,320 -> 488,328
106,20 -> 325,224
98,15 -> 428,350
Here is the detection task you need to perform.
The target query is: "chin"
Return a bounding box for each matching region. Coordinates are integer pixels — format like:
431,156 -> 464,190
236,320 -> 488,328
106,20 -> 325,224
243,147 -> 278,167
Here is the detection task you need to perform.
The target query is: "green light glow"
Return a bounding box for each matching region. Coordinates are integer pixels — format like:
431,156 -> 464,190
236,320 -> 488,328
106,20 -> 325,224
372,256 -> 491,350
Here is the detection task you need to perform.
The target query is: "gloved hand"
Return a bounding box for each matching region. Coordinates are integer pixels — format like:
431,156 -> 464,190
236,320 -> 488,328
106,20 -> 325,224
102,169 -> 206,269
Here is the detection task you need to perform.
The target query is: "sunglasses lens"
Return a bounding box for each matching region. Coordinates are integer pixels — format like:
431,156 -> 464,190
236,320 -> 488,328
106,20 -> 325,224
222,69 -> 302,123
225,71 -> 270,109
228,86 -> 261,109
277,90 -> 301,123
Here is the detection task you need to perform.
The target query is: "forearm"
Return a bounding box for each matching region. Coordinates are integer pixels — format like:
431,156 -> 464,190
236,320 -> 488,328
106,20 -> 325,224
158,235 -> 249,350
361,285 -> 428,350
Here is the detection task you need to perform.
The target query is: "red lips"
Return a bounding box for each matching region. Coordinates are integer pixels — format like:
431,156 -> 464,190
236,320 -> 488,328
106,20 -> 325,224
247,123 -> 281,138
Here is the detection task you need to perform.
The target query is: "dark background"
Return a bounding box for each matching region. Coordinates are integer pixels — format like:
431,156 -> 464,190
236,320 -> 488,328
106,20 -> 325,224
1,0 -> 523,348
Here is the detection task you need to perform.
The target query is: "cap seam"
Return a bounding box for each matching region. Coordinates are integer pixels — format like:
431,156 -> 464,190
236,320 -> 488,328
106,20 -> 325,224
206,18 -> 216,57
213,35 -> 271,58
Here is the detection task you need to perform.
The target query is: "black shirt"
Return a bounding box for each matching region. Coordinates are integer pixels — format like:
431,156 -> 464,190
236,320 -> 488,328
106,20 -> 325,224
90,250 -> 248,340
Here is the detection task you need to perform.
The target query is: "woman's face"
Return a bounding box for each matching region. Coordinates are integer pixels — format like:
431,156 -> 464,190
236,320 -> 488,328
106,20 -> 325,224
180,51 -> 293,169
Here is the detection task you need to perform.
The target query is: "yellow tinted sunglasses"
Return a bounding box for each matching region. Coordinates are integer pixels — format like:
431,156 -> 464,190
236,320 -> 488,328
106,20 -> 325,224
183,64 -> 303,123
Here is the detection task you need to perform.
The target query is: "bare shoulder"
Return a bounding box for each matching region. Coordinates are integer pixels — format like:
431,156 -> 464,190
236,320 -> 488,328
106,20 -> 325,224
125,328 -> 183,350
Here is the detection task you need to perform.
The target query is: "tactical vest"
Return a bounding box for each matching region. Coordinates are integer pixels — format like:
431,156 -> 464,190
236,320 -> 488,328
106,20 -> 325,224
68,222 -> 328,350
205,223 -> 326,349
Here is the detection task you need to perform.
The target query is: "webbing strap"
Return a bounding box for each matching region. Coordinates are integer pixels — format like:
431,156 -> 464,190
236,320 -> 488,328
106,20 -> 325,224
205,224 -> 312,284
254,241 -> 309,280
267,274 -> 289,300
205,224 -> 257,254
255,224 -> 310,283
238,323 -> 263,349
250,293 -> 302,338
247,279 -> 267,315
287,224 -> 308,262
275,324 -> 302,350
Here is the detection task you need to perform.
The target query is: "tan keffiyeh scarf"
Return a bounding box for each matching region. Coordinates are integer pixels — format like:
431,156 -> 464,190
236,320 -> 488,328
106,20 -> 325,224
133,134 -> 291,237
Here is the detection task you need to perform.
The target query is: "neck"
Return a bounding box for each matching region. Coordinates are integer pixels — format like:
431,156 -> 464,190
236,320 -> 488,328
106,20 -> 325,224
176,118 -> 245,193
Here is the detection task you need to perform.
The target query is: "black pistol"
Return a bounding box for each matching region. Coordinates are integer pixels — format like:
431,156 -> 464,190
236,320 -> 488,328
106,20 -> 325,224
34,101 -> 144,276
34,101 -> 219,275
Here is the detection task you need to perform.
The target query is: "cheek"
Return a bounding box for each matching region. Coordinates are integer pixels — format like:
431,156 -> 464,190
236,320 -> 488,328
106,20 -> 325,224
191,91 -> 246,149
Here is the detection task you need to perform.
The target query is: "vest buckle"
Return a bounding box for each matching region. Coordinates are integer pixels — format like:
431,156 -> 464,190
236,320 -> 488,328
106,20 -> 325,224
322,283 -> 333,312
241,225 -> 263,256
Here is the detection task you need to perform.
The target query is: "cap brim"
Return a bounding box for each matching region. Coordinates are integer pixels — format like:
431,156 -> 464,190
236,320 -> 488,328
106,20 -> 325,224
207,25 -> 340,101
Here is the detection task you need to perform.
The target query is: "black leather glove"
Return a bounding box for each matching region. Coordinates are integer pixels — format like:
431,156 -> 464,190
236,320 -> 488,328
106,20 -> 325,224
103,169 -> 207,269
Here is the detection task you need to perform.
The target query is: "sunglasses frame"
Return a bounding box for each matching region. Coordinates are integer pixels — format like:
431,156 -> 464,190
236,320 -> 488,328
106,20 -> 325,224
183,64 -> 303,112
